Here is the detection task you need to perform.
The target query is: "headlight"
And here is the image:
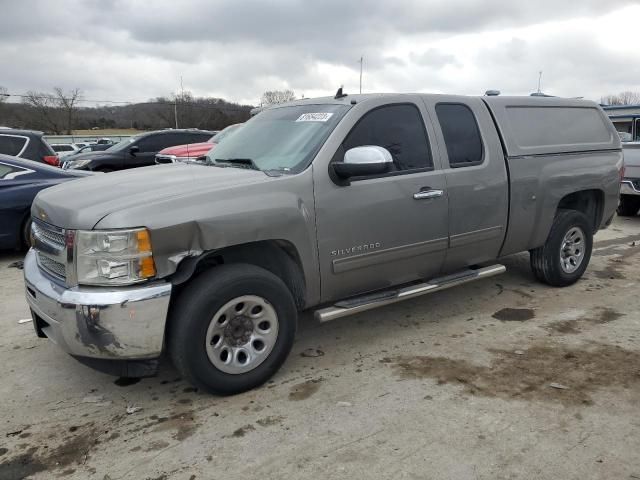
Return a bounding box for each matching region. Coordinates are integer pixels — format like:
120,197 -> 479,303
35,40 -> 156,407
65,159 -> 92,169
76,228 -> 156,285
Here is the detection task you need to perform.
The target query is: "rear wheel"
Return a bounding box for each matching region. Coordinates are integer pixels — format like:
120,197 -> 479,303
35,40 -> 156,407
617,196 -> 640,217
169,264 -> 297,395
530,209 -> 593,287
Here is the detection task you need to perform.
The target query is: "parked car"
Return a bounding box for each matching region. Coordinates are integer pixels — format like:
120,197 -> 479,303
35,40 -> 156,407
155,124 -> 242,164
25,93 -> 621,394
50,143 -> 80,158
0,129 -> 59,166
0,154 -> 93,250
75,144 -> 112,154
619,143 -> 640,216
62,129 -> 215,172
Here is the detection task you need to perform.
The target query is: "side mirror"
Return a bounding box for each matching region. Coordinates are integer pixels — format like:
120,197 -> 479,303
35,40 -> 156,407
332,146 -> 393,179
129,145 -> 140,155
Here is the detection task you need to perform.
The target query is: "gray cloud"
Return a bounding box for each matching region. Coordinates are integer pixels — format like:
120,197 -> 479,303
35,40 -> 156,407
0,1 -> 637,104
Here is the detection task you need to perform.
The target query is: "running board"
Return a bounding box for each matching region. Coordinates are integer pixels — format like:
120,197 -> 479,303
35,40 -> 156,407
314,264 -> 506,323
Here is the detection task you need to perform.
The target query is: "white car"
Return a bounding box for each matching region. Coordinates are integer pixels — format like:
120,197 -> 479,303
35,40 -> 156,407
50,143 -> 80,158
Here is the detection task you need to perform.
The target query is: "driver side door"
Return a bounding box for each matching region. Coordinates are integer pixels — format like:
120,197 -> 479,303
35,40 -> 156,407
314,98 -> 449,302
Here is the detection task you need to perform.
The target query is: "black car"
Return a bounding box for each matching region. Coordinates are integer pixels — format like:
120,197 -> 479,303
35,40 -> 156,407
62,129 -> 215,172
0,129 -> 59,166
0,154 -> 93,249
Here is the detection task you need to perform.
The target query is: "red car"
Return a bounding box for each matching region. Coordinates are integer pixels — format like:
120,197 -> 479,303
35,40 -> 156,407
155,123 -> 243,164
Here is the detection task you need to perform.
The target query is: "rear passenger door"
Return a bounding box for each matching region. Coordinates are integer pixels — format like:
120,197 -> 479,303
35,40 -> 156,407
314,97 -> 449,302
422,96 -> 509,272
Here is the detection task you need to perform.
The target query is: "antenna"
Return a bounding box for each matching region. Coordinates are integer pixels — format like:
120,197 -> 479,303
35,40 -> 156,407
359,56 -> 363,94
334,86 -> 347,99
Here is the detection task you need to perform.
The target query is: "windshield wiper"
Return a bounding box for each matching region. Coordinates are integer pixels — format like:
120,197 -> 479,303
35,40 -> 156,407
213,158 -> 260,170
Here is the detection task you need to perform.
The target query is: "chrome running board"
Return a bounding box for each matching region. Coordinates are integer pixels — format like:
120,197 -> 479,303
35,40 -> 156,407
314,264 -> 506,323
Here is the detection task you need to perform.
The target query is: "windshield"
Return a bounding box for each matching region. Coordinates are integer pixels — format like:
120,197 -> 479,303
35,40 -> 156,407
206,104 -> 348,173
105,136 -> 137,152
209,124 -> 243,143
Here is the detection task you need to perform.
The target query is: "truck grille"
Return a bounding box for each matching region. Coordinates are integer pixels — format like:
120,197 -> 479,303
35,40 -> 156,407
32,220 -> 67,281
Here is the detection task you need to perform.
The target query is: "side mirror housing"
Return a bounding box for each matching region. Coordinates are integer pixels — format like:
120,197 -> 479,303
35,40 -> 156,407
129,145 -> 140,155
332,145 -> 393,180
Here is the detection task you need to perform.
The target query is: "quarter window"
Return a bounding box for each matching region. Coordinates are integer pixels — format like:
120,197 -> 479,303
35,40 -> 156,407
0,135 -> 28,156
343,104 -> 433,172
435,103 -> 483,167
0,163 -> 31,179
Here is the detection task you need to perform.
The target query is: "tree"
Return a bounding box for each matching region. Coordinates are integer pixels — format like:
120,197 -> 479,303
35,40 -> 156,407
261,89 -> 296,106
23,90 -> 63,134
0,86 -> 7,103
601,91 -> 640,106
54,87 -> 82,134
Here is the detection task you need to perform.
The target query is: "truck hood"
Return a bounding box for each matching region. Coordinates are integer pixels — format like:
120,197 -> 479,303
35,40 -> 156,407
158,142 -> 215,157
32,163 -> 271,229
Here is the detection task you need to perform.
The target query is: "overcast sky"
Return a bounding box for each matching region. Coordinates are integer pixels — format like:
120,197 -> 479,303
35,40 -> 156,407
1,0 -> 639,106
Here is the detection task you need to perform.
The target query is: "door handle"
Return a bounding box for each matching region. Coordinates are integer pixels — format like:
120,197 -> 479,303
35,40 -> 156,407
413,189 -> 444,200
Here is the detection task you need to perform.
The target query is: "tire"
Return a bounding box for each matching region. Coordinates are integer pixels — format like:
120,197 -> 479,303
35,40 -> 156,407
21,216 -> 32,250
617,196 -> 640,217
530,209 -> 593,287
169,264 -> 297,395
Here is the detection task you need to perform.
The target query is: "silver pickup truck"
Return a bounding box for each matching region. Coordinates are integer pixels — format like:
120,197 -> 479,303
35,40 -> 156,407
619,143 -> 640,216
24,93 -> 622,394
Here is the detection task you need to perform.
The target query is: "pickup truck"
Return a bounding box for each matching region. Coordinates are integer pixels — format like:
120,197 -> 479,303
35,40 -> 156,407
24,93 -> 622,395
619,143 -> 640,216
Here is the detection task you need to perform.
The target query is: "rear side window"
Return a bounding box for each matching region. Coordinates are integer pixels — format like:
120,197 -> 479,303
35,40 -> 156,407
0,135 -> 28,156
137,133 -> 185,152
343,104 -> 433,172
436,103 -> 483,168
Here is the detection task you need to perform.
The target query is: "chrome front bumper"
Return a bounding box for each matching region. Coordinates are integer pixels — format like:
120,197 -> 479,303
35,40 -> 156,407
621,180 -> 640,196
23,249 -> 172,360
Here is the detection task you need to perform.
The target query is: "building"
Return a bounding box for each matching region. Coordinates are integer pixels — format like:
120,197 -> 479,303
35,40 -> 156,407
601,104 -> 640,142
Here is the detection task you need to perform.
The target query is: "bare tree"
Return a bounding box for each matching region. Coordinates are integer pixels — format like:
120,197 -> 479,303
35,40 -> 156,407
601,91 -> 640,106
23,91 -> 63,134
261,89 -> 296,106
0,86 -> 8,103
54,87 -> 82,134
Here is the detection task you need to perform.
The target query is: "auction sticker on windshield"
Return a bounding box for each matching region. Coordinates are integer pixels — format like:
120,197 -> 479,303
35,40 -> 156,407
296,112 -> 334,122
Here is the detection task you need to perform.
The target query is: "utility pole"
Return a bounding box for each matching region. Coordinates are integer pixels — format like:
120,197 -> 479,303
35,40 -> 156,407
537,70 -> 543,94
359,56 -> 363,94
174,100 -> 178,129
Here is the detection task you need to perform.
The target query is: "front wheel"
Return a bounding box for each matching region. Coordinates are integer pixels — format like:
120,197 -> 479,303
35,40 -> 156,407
169,264 -> 297,395
530,209 -> 593,287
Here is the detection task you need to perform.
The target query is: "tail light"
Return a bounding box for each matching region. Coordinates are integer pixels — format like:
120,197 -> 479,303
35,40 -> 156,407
43,155 -> 60,167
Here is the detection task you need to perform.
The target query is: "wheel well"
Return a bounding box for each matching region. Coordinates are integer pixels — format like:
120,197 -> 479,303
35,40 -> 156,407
172,240 -> 307,310
557,189 -> 603,233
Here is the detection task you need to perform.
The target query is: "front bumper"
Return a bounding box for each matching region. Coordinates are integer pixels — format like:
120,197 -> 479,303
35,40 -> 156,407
621,180 -> 640,196
23,249 -> 172,361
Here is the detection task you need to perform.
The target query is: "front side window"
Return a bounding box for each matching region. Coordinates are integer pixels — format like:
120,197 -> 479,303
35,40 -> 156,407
0,135 -> 28,156
436,103 -> 484,168
207,104 -> 348,173
343,104 -> 433,172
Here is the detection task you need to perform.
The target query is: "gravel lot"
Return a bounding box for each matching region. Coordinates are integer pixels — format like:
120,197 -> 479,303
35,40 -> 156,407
1,216 -> 639,480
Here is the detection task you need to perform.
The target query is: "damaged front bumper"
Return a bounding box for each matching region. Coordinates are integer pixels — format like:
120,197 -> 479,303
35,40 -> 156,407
23,249 -> 172,375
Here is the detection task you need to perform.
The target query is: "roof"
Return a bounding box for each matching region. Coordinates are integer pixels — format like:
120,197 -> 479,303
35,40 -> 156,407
0,128 -> 44,136
601,104 -> 640,110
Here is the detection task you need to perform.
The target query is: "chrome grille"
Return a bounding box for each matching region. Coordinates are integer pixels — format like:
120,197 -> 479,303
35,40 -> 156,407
32,220 -> 67,281
36,252 -> 66,278
32,221 -> 65,249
